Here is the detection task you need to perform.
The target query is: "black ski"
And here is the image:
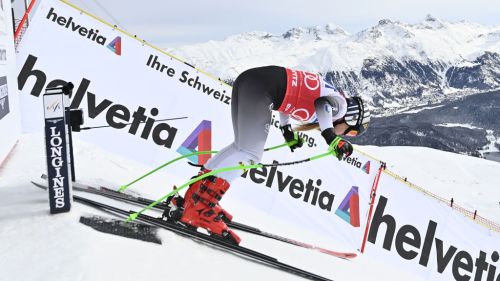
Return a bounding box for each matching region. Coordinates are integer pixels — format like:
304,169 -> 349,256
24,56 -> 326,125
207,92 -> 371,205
32,181 -> 332,281
37,175 -> 356,259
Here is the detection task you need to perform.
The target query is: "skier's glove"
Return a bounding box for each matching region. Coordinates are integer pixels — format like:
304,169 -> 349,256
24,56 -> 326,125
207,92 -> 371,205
280,124 -> 303,152
328,136 -> 353,160
325,132 -> 353,161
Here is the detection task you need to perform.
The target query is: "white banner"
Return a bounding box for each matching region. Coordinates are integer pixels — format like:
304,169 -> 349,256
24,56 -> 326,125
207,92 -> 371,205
364,172 -> 500,281
0,0 -> 21,165
16,0 -> 380,250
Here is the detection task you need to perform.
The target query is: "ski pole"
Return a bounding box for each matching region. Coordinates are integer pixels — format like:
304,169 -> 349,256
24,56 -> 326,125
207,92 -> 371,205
126,149 -> 334,223
81,117 -> 188,130
118,151 -> 217,192
263,142 -> 290,152
126,163 -> 262,222
118,139 -> 298,192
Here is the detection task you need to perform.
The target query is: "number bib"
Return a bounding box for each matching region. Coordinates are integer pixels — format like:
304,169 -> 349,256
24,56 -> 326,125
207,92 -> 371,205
277,68 -> 321,122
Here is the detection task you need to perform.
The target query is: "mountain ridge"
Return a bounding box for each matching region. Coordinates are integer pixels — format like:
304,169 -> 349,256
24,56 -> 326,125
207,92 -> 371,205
169,16 -> 500,115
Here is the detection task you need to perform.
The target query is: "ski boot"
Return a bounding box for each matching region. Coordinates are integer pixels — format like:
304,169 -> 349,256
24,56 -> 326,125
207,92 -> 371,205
188,170 -> 234,224
162,191 -> 184,222
162,169 -> 209,222
163,169 -> 234,223
180,171 -> 240,244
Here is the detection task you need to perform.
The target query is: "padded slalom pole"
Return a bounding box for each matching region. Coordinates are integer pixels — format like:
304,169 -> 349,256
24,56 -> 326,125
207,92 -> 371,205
360,163 -> 385,253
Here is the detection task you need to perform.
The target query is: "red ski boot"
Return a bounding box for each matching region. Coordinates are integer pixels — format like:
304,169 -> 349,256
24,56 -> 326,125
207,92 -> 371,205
184,169 -> 234,223
180,172 -> 241,245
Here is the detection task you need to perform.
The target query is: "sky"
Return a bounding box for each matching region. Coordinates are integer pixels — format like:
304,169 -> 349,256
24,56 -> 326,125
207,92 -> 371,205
13,0 -> 500,48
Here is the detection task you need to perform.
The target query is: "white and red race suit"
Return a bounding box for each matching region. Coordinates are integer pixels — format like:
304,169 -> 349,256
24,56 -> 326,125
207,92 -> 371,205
277,68 -> 347,131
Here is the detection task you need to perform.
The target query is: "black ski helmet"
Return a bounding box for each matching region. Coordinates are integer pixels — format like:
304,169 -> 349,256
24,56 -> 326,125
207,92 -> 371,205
343,97 -> 370,136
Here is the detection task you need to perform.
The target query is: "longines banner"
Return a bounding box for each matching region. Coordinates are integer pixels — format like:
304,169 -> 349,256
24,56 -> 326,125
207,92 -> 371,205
43,92 -> 72,213
364,172 -> 500,281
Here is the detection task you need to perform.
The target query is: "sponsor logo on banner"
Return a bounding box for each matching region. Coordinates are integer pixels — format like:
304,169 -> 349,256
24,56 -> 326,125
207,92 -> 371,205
43,94 -> 71,213
242,164 -> 367,225
44,98 -> 63,119
368,196 -> 500,281
343,155 -> 371,174
284,104 -> 311,122
45,7 -> 120,54
18,54 -> 179,148
0,76 -> 9,120
107,36 -> 121,55
335,186 -> 360,227
177,120 -> 212,165
241,163 -> 336,212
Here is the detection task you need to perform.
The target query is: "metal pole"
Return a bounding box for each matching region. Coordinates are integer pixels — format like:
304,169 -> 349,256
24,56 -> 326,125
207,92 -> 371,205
23,0 -> 29,27
14,0 -> 36,41
360,165 -> 384,253
11,8 -> 16,35
65,108 -> 76,182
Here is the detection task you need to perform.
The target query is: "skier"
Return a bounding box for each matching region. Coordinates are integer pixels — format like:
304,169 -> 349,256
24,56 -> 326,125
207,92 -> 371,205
166,66 -> 371,244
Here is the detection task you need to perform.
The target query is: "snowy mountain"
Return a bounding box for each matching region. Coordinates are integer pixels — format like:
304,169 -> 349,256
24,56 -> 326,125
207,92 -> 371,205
169,15 -> 500,114
353,90 -> 500,157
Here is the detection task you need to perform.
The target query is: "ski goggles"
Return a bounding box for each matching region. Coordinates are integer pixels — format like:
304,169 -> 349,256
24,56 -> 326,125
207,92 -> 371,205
333,118 -> 368,137
343,123 -> 369,137
344,126 -> 361,137
343,97 -> 369,137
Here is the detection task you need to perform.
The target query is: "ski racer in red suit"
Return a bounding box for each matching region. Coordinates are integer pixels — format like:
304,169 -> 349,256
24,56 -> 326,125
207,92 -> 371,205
166,66 -> 371,244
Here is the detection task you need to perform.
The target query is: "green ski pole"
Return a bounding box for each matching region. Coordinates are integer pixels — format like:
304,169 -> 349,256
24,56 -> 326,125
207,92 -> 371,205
119,140 -> 297,192
126,148 -> 334,223
118,151 -> 217,192
126,163 -> 262,222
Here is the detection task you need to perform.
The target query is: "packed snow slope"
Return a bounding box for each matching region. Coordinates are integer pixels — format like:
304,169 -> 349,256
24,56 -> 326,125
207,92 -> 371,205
1,134 -> 499,281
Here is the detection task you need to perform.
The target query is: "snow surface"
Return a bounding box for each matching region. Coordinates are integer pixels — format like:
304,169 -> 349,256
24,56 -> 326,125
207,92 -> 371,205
433,122 -> 482,129
1,134 -> 500,281
403,105 -> 445,114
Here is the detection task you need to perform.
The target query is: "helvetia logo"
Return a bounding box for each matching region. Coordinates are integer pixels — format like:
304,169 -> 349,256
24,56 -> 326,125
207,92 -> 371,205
46,7 -> 110,49
343,155 -> 371,174
107,36 -> 122,56
335,186 -> 360,227
177,120 -> 212,165
19,54 -> 178,149
368,196 -> 500,281
362,161 -> 371,174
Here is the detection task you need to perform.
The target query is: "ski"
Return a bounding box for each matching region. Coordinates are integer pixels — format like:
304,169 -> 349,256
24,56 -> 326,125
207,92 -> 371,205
37,175 -> 357,260
31,181 -> 332,281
